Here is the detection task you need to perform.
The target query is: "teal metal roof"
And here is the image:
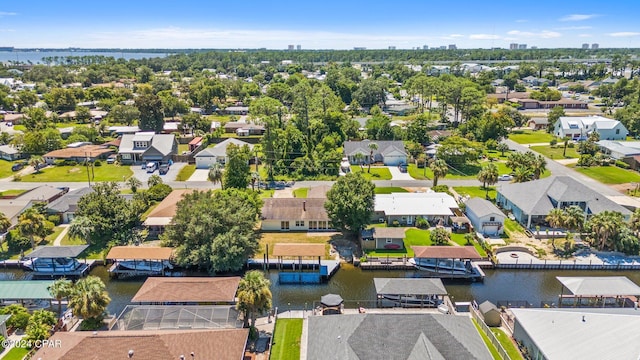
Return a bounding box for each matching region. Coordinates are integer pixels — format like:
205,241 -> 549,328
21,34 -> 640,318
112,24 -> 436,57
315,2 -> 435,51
0,281 -> 55,300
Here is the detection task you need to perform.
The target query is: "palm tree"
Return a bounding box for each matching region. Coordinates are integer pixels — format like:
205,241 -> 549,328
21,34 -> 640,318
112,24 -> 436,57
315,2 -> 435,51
68,216 -> 95,245
513,166 -> 532,183
236,270 -> 272,329
125,176 -> 142,193
250,171 -> 260,191
147,174 -> 162,187
429,159 -> 448,187
0,212 -> 11,253
563,205 -> 585,234
531,154 -> 547,180
29,156 -> 44,173
48,278 -> 73,317
68,276 -> 111,321
477,163 -> 499,198
367,142 -> 378,173
353,152 -> 365,167
630,208 -> 640,236
587,211 -> 624,251
496,142 -> 509,157
546,208 -> 565,249
208,163 -> 223,189
18,208 -> 47,249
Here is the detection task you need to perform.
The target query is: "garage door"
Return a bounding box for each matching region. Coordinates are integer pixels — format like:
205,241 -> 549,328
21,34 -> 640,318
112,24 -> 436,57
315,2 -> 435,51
195,156 -> 215,169
384,155 -> 406,166
483,225 -> 499,235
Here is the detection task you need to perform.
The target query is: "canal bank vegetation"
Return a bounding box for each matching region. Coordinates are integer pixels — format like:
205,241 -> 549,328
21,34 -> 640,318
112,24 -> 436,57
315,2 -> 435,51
270,318 -> 303,360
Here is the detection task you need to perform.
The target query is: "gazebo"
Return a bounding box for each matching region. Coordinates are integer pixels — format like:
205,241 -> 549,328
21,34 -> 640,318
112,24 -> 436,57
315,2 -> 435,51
319,294 -> 344,315
557,276 -> 640,308
272,243 -> 327,284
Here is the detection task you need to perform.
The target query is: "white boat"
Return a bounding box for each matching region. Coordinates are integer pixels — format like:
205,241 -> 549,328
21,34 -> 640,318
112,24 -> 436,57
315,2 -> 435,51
117,260 -> 173,272
378,294 -> 440,307
23,257 -> 82,272
408,258 -> 471,274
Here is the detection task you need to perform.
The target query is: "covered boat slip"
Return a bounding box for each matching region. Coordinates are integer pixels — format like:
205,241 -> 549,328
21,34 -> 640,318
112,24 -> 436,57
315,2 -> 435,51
106,246 -> 174,277
374,278 -> 448,308
271,243 -> 328,284
21,245 -> 90,277
557,276 -> 640,308
0,280 -> 55,308
410,246 -> 486,281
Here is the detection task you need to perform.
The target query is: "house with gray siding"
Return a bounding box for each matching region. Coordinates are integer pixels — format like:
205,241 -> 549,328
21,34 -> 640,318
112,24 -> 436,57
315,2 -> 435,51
464,197 -> 506,235
118,132 -> 178,164
344,140 -> 407,166
361,227 -> 406,250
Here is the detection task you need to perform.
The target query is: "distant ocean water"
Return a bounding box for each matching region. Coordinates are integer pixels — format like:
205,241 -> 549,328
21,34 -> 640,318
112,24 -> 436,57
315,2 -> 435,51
0,50 -> 169,64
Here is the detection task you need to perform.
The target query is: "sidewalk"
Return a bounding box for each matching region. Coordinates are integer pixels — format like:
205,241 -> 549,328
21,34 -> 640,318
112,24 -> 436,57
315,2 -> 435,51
53,224 -> 70,246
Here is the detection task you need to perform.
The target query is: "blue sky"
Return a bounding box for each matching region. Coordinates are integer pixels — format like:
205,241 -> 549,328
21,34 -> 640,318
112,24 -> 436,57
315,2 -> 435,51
1,1 -> 640,49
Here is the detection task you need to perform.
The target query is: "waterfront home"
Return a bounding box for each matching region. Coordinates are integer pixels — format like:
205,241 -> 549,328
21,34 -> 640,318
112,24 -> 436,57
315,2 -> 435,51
306,313 -> 492,360
496,176 -> 632,228
143,189 -> 194,237
361,227 -> 406,250
343,140 -> 407,166
374,192 -> 459,226
553,115 -> 628,141
131,277 -> 240,305
32,329 -> 249,360
464,197 -> 506,236
45,187 -> 92,223
194,138 -> 254,169
0,185 -> 68,225
511,308 -> 640,360
118,132 -> 178,164
261,198 -> 332,231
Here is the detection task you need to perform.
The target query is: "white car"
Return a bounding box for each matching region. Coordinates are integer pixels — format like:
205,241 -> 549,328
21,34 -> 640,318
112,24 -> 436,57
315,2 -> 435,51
498,174 -> 513,181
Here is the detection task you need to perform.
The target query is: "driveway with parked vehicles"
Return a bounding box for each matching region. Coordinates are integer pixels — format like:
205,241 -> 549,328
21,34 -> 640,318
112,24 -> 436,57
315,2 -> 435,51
130,162 -> 186,183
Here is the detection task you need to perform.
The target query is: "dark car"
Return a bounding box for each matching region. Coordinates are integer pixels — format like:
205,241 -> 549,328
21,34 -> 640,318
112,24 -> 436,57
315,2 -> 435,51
11,163 -> 24,171
159,163 -> 170,175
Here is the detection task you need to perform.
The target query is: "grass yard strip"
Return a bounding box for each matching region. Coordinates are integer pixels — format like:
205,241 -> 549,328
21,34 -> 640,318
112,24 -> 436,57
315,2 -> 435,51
365,228 -> 437,257
574,165 -> 640,184
450,233 -> 487,257
491,328 -> 525,360
44,226 -> 66,244
1,346 -> 30,360
0,189 -> 27,197
293,188 -> 308,198
21,164 -> 132,182
530,145 -> 580,159
270,318 -> 303,360
453,186 -> 497,201
350,166 -> 392,180
408,164 -> 430,180
472,319 -> 502,360
174,164 -> 196,181
508,130 -> 555,144
60,236 -> 105,259
375,187 -> 408,194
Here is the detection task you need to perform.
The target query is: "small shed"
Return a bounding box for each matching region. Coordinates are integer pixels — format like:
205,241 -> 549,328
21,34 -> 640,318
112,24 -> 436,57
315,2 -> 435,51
478,300 -> 502,327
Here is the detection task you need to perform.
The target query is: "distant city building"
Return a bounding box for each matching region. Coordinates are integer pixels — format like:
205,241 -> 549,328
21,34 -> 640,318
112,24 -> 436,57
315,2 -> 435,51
592,43 -> 599,49
287,45 -> 294,51
582,43 -> 589,49
353,47 -> 367,50
423,45 -> 429,50
448,44 -> 457,50
510,43 -> 518,50
388,46 -> 396,50
439,46 -> 447,50
518,44 -> 527,49
296,44 -> 301,50
530,46 -> 538,49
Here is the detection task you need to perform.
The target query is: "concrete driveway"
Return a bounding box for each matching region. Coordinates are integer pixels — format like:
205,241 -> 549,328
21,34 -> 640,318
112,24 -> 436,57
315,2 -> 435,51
187,169 -> 211,182
130,162 -> 187,184
388,166 -> 413,180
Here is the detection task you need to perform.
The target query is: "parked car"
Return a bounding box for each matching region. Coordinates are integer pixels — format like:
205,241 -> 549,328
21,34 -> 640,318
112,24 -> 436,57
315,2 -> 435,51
11,162 -> 24,171
159,163 -> 170,175
498,174 -> 513,181
106,155 -> 116,164
146,162 -> 157,173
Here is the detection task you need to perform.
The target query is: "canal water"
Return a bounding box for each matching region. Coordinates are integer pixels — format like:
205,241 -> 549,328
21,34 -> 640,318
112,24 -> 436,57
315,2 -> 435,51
3,265 -> 640,316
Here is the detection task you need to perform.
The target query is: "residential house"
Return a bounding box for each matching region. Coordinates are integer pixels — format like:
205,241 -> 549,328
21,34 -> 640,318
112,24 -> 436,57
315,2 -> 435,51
261,197 -> 332,231
32,329 -> 249,360
487,91 -> 531,104
553,116 -> 628,141
143,189 -> 194,237
361,227 -> 406,250
464,197 -> 506,236
45,187 -> 92,223
43,144 -> 113,165
224,106 -> 249,115
306,313 -> 492,360
496,176 -> 632,228
374,192 -> 459,226
597,140 -> 640,169
527,117 -> 549,130
0,145 -> 24,161
223,121 -> 265,136
522,76 -> 550,86
515,98 -> 588,110
511,308 -> 640,360
0,186 -> 68,226
118,132 -> 178,164
162,121 -> 179,134
107,126 -> 140,136
344,140 -> 407,166
194,138 -> 254,169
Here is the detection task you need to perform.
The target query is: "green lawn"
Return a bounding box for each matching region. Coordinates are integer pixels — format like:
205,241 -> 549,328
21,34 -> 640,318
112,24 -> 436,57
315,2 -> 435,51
270,318 -> 303,360
0,160 -> 17,179
0,189 -> 27,197
365,228 -> 437,257
21,164 -> 133,182
472,319 -> 502,360
530,145 -> 580,159
375,187 -> 409,194
60,236 -> 106,259
1,346 -> 30,360
508,130 -> 555,144
408,163 -> 430,180
450,233 -> 488,257
453,186 -> 497,201
292,188 -> 308,198
178,143 -> 190,154
573,165 -> 640,184
259,189 -> 275,199
174,164 -> 196,181
44,226 -> 66,244
504,218 -> 525,236
491,328 -> 524,360
350,166 -> 392,180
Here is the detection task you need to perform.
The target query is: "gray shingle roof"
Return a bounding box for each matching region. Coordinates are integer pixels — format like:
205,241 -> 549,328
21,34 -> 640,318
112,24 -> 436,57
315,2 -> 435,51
119,133 -> 176,157
464,197 -> 504,219
195,138 -> 254,158
343,140 -> 407,157
497,176 -> 631,216
25,245 -> 89,258
45,187 -> 92,213
307,314 -> 492,360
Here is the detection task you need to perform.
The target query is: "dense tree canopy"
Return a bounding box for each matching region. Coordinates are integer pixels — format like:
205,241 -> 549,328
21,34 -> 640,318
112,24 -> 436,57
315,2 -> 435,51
325,172 -> 375,235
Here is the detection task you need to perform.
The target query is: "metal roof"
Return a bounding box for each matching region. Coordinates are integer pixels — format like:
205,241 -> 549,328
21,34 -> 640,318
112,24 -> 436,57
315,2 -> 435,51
374,278 -> 447,296
25,245 -> 88,259
512,308 -> 640,360
375,192 -> 458,217
0,280 -> 55,300
557,276 -> 640,296
106,246 -> 173,261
